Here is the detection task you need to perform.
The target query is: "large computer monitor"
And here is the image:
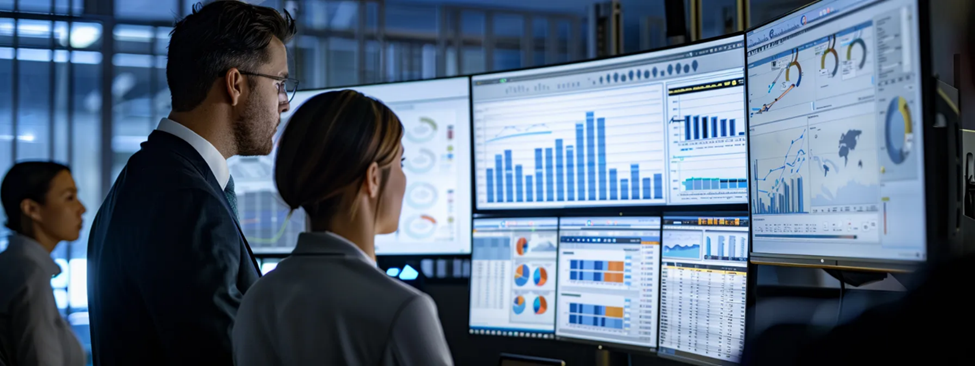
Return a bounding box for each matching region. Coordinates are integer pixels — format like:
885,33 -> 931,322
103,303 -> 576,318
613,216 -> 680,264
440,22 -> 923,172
230,77 -> 472,255
471,35 -> 748,212
469,217 -> 559,338
745,0 -> 927,268
657,215 -> 749,365
554,217 -> 662,351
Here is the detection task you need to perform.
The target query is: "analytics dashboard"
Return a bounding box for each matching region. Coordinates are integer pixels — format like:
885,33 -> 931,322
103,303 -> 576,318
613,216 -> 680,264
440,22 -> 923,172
469,218 -> 559,338
746,0 -> 926,262
555,217 -> 661,349
658,215 -> 749,365
472,35 -> 748,210
230,77 -> 473,255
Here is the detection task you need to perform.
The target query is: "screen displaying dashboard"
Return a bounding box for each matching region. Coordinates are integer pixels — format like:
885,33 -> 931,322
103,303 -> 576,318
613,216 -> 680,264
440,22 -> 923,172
555,217 -> 662,350
472,35 -> 748,211
469,218 -> 559,338
229,77 -> 472,255
658,215 -> 748,365
746,0 -> 926,263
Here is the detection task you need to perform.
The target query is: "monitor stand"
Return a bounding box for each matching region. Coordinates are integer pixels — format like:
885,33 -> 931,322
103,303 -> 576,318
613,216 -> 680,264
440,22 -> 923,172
595,348 -> 629,366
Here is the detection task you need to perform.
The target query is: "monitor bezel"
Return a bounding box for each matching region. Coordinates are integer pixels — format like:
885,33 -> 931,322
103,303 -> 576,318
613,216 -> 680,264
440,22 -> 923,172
468,32 -> 750,216
657,211 -> 750,365
286,76 -> 476,257
742,0 -> 942,271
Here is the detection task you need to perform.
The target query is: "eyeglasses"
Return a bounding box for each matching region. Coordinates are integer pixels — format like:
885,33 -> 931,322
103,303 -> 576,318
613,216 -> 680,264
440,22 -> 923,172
239,71 -> 300,104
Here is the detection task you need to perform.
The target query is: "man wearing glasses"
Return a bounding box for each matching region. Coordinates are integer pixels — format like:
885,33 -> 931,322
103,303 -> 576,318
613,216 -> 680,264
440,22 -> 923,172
86,1 -> 297,365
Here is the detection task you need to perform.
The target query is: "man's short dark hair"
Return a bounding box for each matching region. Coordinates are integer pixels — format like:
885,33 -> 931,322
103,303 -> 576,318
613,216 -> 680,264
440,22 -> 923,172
167,1 -> 296,112
1,161 -> 70,234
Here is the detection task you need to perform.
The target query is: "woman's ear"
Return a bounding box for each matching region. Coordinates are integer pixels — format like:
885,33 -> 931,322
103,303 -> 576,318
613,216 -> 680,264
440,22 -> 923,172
364,162 -> 381,198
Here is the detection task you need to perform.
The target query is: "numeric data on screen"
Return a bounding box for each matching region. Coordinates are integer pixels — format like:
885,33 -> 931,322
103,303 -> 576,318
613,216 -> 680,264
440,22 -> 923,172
469,218 -> 559,338
658,216 -> 748,365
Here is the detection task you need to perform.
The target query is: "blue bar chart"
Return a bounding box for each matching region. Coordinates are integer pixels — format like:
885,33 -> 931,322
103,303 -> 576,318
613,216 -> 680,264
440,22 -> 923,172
681,115 -> 744,141
750,126 -> 810,215
665,77 -> 748,205
475,84 -> 667,209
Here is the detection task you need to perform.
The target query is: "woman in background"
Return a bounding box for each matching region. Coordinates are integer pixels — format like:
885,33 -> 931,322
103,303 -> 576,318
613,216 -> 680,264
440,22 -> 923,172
233,90 -> 453,365
0,162 -> 87,366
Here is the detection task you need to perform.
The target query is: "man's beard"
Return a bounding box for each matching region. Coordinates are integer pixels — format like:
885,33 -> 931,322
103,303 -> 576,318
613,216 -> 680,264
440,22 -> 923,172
235,97 -> 278,156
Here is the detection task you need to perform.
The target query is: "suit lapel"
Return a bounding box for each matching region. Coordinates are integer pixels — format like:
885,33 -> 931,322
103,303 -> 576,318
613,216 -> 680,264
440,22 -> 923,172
146,131 -> 262,278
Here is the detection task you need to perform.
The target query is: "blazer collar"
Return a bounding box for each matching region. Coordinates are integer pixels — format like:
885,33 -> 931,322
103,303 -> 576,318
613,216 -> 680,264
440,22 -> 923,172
292,232 -> 376,266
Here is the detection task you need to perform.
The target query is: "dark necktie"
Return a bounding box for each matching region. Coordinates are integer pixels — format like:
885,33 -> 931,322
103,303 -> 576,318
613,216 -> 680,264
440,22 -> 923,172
224,175 -> 238,219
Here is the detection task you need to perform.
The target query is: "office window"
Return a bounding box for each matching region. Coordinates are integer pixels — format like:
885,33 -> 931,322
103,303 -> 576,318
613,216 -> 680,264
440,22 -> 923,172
115,0 -> 179,21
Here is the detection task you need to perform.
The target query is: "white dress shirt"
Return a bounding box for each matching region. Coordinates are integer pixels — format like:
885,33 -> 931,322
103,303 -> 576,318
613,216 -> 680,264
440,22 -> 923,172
233,232 -> 453,365
0,234 -> 85,366
156,118 -> 230,190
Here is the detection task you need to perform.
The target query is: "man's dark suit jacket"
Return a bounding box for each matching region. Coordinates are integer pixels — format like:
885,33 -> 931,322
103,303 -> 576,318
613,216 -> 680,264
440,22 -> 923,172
87,130 -> 260,366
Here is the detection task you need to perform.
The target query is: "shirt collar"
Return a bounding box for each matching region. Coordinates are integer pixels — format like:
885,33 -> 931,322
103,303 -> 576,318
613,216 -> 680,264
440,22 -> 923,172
155,118 -> 230,190
292,232 -> 377,266
7,233 -> 61,277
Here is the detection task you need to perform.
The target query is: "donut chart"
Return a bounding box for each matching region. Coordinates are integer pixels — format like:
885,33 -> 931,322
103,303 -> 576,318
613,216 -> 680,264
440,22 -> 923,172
533,296 -> 548,315
533,267 -> 548,286
513,295 -> 526,314
405,148 -> 436,174
406,117 -> 438,143
846,38 -> 867,70
785,60 -> 803,87
514,264 -> 530,287
405,182 -> 438,209
820,34 -> 838,78
402,215 -> 437,239
515,237 -> 528,255
885,96 -> 913,165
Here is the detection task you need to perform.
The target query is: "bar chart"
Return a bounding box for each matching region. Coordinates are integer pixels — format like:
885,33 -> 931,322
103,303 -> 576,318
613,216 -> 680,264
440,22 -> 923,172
750,126 -> 811,215
568,302 -> 628,330
475,84 -> 667,209
665,76 -> 748,204
704,233 -> 748,261
568,259 -> 631,284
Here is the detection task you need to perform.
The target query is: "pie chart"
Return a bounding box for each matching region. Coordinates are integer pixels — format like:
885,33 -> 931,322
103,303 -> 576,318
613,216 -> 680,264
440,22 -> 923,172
515,237 -> 528,255
533,296 -> 548,315
533,267 -> 547,286
885,96 -> 913,165
513,295 -> 526,314
514,264 -> 530,287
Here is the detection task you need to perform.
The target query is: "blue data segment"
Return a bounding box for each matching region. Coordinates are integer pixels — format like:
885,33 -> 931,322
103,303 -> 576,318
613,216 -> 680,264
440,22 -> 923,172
665,77 -> 749,205
475,84 -> 668,209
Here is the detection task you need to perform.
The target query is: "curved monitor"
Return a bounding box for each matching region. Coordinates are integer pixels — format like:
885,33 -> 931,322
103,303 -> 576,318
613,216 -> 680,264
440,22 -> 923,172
231,77 -> 472,256
471,35 -> 748,212
745,0 -> 927,268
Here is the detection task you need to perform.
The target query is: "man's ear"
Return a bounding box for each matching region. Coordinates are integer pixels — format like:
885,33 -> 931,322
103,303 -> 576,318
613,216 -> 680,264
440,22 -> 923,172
363,162 -> 381,198
19,198 -> 41,222
224,67 -> 245,106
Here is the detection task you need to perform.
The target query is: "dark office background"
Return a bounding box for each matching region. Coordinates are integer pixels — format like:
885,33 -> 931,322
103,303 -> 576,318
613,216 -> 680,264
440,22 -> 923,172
2,0 -> 971,364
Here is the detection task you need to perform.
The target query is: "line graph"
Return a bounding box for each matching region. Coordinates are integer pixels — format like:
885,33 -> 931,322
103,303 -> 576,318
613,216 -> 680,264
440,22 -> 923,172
751,127 -> 809,214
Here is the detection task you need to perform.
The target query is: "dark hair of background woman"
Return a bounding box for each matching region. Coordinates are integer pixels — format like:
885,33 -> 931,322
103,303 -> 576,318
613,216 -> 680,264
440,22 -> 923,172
274,90 -> 404,227
0,161 -> 71,235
